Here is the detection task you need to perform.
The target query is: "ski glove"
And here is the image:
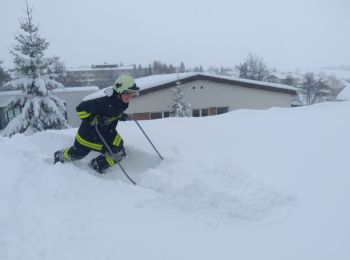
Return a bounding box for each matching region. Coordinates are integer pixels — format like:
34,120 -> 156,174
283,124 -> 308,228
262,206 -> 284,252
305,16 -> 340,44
99,116 -> 110,126
120,113 -> 130,121
91,116 -> 110,126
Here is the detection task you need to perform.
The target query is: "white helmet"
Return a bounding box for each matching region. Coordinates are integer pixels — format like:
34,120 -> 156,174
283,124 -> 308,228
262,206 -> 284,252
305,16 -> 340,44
113,75 -> 139,95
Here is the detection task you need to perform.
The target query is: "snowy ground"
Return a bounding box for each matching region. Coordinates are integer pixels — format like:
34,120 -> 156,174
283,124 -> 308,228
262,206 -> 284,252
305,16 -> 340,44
1,101 -> 350,260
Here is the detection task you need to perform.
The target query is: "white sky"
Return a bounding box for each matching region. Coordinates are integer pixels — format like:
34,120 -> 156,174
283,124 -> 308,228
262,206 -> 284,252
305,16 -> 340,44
0,0 -> 349,71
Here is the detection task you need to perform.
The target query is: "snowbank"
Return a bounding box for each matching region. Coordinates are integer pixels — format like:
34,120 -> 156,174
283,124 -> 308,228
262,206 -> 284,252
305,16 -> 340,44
1,101 -> 350,260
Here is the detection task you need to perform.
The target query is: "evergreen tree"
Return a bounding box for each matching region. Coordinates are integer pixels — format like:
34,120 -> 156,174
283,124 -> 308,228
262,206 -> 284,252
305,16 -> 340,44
169,80 -> 191,117
168,64 -> 176,74
179,62 -> 186,73
3,4 -> 67,137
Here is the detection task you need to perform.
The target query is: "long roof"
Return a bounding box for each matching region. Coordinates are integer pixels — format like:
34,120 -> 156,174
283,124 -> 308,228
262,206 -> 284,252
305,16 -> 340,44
135,73 -> 297,95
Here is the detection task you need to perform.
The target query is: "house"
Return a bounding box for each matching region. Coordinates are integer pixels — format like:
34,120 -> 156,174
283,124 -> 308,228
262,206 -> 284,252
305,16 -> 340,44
337,82 -> 350,101
0,86 -> 99,130
265,74 -> 281,84
125,73 -> 297,120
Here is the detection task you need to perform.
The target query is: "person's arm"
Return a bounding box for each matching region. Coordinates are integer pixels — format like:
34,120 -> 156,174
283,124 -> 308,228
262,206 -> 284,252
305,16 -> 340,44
76,99 -> 102,120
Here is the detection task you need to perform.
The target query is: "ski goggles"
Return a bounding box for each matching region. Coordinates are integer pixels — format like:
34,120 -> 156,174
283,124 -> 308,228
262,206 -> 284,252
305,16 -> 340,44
122,90 -> 139,97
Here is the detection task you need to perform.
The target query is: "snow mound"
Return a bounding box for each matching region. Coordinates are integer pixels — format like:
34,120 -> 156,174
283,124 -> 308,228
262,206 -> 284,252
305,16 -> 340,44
139,158 -> 297,223
1,101 -> 350,260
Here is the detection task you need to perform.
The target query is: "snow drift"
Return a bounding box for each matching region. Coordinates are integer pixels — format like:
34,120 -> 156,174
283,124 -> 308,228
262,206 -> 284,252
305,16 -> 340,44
1,101 -> 350,260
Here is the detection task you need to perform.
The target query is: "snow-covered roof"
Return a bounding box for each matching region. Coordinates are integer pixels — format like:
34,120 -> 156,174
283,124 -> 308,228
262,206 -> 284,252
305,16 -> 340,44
53,86 -> 99,92
135,72 -> 297,94
66,65 -> 134,72
338,82 -> 350,100
0,86 -> 100,107
0,86 -> 99,96
84,72 -> 297,101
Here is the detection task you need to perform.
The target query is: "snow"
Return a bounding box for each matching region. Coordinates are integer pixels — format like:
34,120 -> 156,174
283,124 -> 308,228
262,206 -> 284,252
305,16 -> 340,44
338,82 -> 350,100
318,68 -> 350,81
53,86 -> 100,93
1,101 -> 350,260
66,65 -> 134,72
135,72 -> 297,92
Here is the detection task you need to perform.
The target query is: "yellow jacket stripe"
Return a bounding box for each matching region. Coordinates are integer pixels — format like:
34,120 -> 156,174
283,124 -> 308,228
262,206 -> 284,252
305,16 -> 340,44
63,148 -> 71,160
76,133 -> 103,151
105,154 -> 116,166
113,133 -> 122,147
77,111 -> 91,119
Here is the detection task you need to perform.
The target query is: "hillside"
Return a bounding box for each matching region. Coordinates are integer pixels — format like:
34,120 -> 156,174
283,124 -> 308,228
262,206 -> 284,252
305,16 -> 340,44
1,101 -> 350,260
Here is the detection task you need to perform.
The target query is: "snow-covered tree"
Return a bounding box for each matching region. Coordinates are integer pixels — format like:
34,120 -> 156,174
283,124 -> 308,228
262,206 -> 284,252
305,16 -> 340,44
297,73 -> 330,105
3,4 -> 68,137
169,80 -> 191,117
236,53 -> 269,81
325,75 -> 346,101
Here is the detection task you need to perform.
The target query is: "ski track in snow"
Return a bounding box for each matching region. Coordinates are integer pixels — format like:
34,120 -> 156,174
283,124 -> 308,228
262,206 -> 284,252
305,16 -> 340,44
138,158 -> 297,224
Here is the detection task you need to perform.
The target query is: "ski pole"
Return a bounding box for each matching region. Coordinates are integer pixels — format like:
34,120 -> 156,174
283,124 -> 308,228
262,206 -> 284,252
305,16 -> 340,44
94,124 -> 136,185
133,119 -> 164,160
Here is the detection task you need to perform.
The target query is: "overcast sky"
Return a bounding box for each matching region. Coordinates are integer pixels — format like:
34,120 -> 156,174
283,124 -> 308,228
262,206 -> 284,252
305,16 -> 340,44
1,0 -> 349,71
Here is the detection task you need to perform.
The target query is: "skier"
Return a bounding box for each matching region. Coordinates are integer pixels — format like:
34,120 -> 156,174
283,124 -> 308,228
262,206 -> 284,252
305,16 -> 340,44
54,74 -> 140,173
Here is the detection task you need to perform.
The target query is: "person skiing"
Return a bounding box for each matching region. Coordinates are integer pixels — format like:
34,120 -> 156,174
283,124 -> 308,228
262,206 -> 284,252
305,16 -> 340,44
54,74 -> 140,173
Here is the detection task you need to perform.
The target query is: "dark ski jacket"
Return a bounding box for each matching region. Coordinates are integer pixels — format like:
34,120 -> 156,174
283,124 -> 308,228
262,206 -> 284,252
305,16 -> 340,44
75,90 -> 128,152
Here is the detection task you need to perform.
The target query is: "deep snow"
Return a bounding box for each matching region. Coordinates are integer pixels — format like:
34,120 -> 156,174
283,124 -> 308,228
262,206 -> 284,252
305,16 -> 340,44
1,101 -> 350,260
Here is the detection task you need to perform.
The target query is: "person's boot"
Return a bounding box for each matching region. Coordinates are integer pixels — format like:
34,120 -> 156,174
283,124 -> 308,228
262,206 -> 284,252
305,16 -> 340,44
90,155 -> 110,174
54,149 -> 65,164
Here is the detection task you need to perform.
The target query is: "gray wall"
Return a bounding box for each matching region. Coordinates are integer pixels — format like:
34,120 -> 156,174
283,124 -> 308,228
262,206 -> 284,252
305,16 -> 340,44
54,89 -> 98,127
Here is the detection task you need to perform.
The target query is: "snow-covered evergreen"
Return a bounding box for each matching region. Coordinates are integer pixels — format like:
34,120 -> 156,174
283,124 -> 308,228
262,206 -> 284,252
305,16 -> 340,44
3,4 -> 67,137
169,80 -> 191,117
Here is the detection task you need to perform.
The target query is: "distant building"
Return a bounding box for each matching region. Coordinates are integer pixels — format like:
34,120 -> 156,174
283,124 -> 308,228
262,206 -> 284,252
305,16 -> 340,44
0,86 -> 99,129
59,64 -> 134,88
265,74 -> 281,84
337,82 -> 350,101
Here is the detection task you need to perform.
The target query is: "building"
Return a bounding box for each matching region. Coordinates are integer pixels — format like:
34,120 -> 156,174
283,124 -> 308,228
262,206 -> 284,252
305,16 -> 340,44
0,86 -> 99,129
125,73 -> 297,120
60,64 -> 134,88
337,82 -> 350,101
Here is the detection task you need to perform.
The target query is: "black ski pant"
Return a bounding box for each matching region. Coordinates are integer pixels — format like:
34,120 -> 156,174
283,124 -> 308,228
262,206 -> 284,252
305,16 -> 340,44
63,139 -> 117,170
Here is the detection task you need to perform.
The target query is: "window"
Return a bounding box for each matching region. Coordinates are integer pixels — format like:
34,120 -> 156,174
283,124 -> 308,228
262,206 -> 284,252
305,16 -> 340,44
192,109 -> 200,117
150,112 -> 162,120
201,108 -> 208,117
163,111 -> 170,118
192,86 -> 196,90
217,107 -> 228,114
200,86 -> 204,89
133,112 -> 150,120
6,109 -> 16,120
